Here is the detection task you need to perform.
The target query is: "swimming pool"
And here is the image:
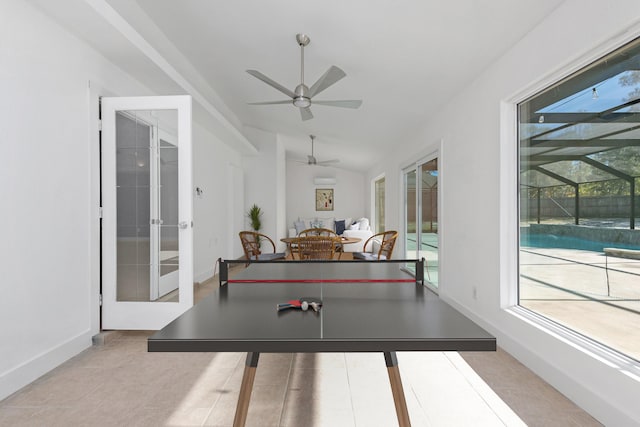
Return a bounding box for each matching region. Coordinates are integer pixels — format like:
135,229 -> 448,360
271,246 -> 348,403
520,232 -> 640,252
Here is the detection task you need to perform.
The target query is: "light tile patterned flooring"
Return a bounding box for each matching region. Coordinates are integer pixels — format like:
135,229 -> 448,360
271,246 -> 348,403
0,276 -> 602,426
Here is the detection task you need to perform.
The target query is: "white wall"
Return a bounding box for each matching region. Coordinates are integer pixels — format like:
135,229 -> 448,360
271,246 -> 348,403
192,124 -> 243,281
242,127 -> 287,251
366,1 -> 640,425
286,160 -> 366,230
0,0 -> 244,400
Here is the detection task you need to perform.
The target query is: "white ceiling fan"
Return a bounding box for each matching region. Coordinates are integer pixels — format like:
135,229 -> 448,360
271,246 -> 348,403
246,34 -> 362,121
296,135 -> 339,166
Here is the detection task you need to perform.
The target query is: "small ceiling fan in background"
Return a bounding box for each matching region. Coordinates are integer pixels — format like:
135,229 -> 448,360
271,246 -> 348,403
246,34 -> 362,121
296,135 -> 339,166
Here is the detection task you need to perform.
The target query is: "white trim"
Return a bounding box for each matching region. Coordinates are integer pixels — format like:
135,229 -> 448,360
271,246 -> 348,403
507,306 -> 640,379
88,81 -> 101,337
436,138 -> 444,293
499,100 -> 519,309
88,80 -> 117,336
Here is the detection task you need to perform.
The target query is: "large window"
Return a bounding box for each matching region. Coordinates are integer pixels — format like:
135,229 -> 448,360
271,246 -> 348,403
518,37 -> 640,362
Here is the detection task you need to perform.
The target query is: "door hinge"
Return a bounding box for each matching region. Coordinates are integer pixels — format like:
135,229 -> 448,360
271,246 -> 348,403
98,207 -> 103,219
99,294 -> 103,306
97,119 -> 102,131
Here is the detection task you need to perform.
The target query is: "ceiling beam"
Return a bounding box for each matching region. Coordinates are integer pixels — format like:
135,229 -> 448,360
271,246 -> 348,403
525,155 -> 635,181
581,157 -> 634,181
531,166 -> 578,187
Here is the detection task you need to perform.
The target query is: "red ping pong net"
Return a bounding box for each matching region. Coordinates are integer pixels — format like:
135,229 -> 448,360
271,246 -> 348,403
219,259 -> 424,285
224,259 -> 421,284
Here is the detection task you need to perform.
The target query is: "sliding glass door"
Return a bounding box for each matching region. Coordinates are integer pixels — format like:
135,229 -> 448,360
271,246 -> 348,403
404,157 -> 439,287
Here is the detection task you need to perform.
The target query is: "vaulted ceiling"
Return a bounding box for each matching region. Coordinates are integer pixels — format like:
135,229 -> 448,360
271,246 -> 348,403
31,0 -> 565,171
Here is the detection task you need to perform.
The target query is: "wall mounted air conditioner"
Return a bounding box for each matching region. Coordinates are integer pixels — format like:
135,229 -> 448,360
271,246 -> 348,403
313,177 -> 337,185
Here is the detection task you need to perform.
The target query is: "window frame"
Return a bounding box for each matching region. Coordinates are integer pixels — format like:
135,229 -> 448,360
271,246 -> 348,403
502,32 -> 640,370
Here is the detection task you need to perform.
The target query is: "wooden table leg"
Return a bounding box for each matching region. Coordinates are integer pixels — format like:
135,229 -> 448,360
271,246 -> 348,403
233,352 -> 260,427
384,352 -> 411,427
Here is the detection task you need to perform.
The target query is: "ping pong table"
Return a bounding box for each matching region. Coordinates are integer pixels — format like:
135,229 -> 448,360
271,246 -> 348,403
148,259 -> 496,427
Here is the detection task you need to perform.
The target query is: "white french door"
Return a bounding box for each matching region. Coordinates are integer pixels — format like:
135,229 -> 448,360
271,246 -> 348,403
101,95 -> 193,330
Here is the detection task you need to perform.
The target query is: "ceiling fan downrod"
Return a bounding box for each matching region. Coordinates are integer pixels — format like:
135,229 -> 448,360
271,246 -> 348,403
294,34 -> 311,108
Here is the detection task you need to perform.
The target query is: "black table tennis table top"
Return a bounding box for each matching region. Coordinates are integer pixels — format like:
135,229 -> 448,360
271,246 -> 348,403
148,260 -> 496,354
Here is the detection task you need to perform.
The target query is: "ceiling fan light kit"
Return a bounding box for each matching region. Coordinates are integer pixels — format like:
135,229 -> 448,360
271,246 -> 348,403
247,34 -> 362,121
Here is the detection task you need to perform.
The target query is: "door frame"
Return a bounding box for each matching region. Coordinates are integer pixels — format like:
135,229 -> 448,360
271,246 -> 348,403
89,81 -> 111,336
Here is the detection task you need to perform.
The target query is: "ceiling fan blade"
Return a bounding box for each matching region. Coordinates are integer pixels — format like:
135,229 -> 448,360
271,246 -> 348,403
247,100 -> 292,105
313,100 -> 363,109
246,70 -> 296,98
300,107 -> 313,121
308,66 -> 346,98
316,159 -> 340,166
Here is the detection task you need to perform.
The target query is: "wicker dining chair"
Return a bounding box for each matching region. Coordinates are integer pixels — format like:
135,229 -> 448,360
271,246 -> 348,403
297,228 -> 338,237
297,228 -> 344,253
353,231 -> 398,260
239,231 -> 286,261
294,235 -> 340,260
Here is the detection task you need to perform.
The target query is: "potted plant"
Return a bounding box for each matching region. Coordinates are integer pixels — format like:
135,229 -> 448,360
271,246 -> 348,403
247,204 -> 262,233
247,204 -> 263,248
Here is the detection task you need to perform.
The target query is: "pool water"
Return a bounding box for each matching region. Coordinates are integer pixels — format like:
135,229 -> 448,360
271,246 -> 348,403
520,233 -> 640,252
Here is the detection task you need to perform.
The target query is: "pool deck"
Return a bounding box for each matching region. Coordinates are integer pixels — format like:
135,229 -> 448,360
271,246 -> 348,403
520,246 -> 640,361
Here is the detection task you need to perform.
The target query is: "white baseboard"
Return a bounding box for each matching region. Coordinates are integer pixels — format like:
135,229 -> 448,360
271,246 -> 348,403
195,268 -> 214,284
0,331 -> 92,401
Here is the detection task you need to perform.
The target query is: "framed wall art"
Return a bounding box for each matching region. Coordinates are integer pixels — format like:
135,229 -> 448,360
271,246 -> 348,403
315,188 -> 334,211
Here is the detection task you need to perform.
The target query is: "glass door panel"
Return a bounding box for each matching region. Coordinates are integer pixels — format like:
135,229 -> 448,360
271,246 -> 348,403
115,111 -> 153,302
404,169 -> 417,261
157,135 -> 180,300
420,159 -> 438,285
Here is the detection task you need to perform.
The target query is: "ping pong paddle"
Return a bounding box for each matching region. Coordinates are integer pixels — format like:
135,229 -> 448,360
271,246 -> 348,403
276,300 -> 302,312
276,298 -> 323,312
